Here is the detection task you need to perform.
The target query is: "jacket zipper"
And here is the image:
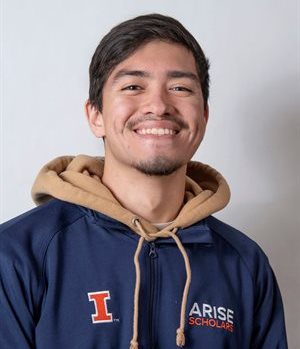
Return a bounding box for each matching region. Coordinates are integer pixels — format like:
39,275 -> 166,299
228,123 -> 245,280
149,242 -> 157,348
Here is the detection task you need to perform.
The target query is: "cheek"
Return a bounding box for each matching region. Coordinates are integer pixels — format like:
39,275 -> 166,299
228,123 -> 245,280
182,102 -> 207,147
185,102 -> 206,130
194,119 -> 207,142
104,96 -> 137,130
178,94 -> 203,114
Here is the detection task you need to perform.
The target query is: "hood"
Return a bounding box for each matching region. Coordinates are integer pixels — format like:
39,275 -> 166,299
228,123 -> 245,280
31,154 -> 230,348
32,154 -> 230,237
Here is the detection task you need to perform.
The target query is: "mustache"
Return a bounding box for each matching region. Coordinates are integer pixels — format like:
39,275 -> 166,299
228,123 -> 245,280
127,115 -> 188,130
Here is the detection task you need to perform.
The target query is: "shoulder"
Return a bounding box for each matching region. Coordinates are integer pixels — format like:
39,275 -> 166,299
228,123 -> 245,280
206,215 -> 270,278
1,198 -> 85,232
0,199 -> 86,264
0,199 -> 85,236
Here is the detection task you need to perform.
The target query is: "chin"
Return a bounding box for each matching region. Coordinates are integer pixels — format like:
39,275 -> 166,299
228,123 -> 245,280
132,156 -> 185,176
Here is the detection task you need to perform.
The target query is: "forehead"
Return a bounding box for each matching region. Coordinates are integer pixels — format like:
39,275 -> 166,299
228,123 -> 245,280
107,40 -> 198,80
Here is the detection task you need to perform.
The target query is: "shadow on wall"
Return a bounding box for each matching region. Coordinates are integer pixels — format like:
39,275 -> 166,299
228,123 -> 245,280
232,75 -> 299,348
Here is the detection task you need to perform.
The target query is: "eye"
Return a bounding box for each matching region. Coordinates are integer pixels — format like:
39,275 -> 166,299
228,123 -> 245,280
171,86 -> 193,92
121,85 -> 143,91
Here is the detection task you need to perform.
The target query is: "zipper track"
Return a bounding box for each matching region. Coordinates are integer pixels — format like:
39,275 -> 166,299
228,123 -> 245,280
148,242 -> 157,348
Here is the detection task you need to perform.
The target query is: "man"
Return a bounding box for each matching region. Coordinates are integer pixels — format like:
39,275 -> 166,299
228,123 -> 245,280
0,13 -> 288,348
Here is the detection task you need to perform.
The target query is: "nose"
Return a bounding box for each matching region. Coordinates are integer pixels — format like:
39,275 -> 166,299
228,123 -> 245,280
140,90 -> 175,116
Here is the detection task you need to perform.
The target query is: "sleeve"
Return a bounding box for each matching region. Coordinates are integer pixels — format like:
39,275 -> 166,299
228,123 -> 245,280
0,233 -> 42,349
251,257 -> 288,348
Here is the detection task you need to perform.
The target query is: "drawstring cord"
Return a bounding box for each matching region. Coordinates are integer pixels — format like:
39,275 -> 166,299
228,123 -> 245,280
130,218 -> 192,348
168,228 -> 192,347
129,235 -> 145,349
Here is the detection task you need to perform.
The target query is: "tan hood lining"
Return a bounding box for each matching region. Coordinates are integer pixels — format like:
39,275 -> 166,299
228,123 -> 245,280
32,155 -> 230,237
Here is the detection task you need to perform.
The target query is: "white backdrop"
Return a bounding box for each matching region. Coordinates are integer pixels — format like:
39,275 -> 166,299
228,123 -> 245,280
1,0 -> 299,347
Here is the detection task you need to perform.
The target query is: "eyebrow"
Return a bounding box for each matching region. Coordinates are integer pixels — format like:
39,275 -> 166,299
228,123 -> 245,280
166,70 -> 199,82
112,69 -> 199,84
112,70 -> 150,83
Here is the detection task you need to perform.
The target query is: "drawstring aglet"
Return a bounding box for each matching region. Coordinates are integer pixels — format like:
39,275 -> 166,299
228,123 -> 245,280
176,328 -> 185,347
129,339 -> 139,349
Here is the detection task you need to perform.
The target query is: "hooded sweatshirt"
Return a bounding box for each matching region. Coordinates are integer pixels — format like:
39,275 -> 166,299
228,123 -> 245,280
0,155 -> 288,348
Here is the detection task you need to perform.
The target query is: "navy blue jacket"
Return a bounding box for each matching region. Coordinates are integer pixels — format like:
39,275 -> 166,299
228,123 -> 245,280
0,199 -> 288,348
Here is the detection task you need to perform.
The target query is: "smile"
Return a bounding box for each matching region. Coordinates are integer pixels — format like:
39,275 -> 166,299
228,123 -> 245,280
134,128 -> 179,136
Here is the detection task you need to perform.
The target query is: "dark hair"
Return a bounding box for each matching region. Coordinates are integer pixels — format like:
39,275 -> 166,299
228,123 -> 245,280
89,13 -> 210,111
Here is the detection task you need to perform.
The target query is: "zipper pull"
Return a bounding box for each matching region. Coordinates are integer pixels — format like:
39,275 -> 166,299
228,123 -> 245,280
149,242 -> 157,258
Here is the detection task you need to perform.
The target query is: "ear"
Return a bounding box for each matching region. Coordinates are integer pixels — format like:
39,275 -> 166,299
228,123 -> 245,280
84,100 -> 106,138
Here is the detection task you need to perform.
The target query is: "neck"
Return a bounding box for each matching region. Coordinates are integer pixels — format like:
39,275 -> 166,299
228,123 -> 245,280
101,157 -> 187,223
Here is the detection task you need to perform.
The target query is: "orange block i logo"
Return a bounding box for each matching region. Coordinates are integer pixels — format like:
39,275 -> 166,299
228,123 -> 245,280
88,291 -> 113,323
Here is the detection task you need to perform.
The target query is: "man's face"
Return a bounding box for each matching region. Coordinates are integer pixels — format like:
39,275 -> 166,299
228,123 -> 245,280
86,40 -> 209,176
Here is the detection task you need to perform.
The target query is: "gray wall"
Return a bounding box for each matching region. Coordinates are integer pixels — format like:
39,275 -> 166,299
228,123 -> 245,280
1,0 -> 299,347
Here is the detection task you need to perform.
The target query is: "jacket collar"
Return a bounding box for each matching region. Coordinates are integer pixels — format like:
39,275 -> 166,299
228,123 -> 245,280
90,208 -> 214,245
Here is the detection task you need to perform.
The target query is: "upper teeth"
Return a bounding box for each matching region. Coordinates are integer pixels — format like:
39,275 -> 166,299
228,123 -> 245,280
136,128 -> 177,135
